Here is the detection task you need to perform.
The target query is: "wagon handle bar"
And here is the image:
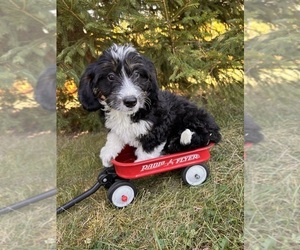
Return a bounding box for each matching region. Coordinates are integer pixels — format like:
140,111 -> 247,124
56,167 -> 116,214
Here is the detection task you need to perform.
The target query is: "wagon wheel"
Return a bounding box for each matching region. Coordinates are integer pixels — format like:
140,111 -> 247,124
182,164 -> 209,186
107,181 -> 137,208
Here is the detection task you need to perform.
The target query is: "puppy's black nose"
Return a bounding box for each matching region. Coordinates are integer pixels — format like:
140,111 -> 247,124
123,96 -> 137,108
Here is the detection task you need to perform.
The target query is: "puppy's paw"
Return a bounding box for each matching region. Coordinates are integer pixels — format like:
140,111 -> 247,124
100,147 -> 113,167
180,129 -> 194,145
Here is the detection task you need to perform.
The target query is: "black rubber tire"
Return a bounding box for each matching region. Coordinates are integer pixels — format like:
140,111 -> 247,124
107,181 -> 137,208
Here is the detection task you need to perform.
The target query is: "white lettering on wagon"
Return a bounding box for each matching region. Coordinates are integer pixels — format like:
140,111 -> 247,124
141,160 -> 165,171
174,154 -> 200,164
140,154 -> 200,172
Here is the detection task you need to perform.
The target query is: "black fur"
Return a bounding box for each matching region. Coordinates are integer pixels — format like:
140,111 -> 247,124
138,91 -> 221,153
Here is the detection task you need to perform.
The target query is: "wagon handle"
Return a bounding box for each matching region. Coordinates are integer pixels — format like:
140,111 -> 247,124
56,167 -> 117,214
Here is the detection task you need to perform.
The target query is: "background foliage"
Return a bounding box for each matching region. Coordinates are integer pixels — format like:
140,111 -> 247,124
245,0 -> 300,85
57,0 -> 244,133
0,0 -> 56,86
0,0 -> 56,134
245,1 -> 300,249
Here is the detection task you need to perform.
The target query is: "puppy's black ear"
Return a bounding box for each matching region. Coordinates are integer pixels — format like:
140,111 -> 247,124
78,64 -> 102,111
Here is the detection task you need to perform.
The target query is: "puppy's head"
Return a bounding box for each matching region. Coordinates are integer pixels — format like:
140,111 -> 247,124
78,44 -> 159,113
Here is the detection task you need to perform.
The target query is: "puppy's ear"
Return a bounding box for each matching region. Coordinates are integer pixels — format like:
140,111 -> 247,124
78,64 -> 102,111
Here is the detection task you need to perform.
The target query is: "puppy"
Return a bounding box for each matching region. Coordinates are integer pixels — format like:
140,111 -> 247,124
78,44 -> 221,167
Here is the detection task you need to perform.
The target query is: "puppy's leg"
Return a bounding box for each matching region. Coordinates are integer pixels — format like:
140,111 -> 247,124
100,132 -> 125,167
135,142 -> 166,162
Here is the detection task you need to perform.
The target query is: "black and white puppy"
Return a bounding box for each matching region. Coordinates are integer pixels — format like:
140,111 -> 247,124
78,44 -> 221,167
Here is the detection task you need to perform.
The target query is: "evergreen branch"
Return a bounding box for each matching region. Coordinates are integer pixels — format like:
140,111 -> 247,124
105,0 -> 118,20
0,37 -> 51,65
173,2 -> 199,21
8,0 -> 47,27
162,0 -> 174,53
61,0 -> 86,26
8,0 -> 20,9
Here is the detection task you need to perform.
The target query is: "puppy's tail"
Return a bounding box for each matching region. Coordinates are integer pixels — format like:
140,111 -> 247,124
180,129 -> 194,145
165,128 -> 220,154
180,128 -> 221,146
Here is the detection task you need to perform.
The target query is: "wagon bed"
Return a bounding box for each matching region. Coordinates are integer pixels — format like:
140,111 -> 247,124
57,143 -> 215,212
112,143 -> 214,179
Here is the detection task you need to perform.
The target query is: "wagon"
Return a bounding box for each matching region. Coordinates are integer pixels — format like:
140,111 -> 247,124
57,143 -> 214,213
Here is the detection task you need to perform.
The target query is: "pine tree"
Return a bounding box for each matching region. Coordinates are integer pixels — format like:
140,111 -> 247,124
245,0 -> 300,83
57,0 -> 243,132
0,0 -> 56,87
57,0 -> 243,93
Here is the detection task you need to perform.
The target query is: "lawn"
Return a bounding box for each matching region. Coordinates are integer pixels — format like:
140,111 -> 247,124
0,100 -> 56,249
0,132 -> 56,250
57,100 -> 244,249
245,81 -> 300,249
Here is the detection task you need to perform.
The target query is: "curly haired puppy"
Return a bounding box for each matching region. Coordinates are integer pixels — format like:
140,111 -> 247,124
78,44 -> 221,167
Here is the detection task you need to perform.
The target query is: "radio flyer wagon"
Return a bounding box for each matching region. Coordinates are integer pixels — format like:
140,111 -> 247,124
57,143 -> 214,213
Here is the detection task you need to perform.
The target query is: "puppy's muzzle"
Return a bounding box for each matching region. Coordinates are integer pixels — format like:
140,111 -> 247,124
123,96 -> 137,108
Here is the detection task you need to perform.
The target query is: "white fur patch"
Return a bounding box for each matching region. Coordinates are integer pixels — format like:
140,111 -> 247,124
135,142 -> 166,162
117,67 -> 143,113
180,129 -> 194,145
100,109 -> 153,167
105,110 -> 152,146
120,69 -> 140,98
100,132 -> 124,167
110,44 -> 136,62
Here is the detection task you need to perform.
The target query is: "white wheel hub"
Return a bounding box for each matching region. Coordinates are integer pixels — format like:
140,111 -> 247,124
184,165 -> 208,186
111,185 -> 135,208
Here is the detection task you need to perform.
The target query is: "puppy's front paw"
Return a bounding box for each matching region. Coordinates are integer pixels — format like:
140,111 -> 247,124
100,147 -> 113,168
180,129 -> 194,145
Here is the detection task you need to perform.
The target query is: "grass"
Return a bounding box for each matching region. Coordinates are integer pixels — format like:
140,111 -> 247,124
57,101 -> 244,249
0,132 -> 56,249
245,81 -> 300,249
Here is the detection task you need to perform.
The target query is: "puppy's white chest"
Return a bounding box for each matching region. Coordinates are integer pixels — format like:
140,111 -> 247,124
105,110 -> 152,146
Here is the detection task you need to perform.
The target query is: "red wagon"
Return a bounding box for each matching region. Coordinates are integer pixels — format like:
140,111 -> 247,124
57,143 -> 215,213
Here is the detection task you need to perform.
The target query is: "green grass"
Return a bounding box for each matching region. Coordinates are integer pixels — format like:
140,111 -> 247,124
245,81 -> 300,249
57,109 -> 244,249
0,133 -> 56,249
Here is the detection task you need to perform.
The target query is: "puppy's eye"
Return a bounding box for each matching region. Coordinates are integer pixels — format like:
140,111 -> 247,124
133,71 -> 140,78
107,73 -> 115,81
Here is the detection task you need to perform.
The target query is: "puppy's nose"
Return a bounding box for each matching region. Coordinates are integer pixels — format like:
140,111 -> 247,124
123,96 -> 137,108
